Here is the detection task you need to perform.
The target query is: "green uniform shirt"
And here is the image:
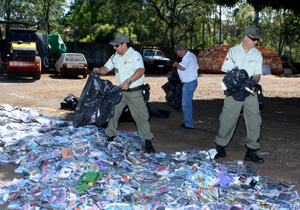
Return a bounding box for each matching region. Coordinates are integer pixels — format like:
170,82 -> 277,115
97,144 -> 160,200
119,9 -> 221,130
221,42 -> 263,77
105,47 -> 145,88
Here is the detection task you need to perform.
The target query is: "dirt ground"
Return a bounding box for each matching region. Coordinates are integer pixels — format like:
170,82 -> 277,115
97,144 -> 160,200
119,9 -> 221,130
0,71 -> 300,194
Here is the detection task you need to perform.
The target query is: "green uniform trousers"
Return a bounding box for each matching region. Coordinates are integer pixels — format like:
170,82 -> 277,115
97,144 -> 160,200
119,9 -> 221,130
105,90 -> 153,140
215,92 -> 261,149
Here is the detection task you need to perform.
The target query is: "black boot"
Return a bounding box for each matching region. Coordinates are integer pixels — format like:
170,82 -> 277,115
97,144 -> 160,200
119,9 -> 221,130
145,140 -> 156,154
214,145 -> 226,159
107,136 -> 115,142
244,148 -> 264,163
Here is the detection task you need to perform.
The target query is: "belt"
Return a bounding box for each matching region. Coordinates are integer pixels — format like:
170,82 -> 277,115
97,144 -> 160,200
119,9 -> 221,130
124,85 -> 144,92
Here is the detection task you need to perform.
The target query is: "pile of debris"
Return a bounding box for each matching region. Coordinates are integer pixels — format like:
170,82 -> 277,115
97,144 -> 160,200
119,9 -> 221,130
0,104 -> 299,209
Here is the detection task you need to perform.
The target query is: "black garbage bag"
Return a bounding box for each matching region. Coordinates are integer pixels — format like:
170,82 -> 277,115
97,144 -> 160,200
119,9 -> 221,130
118,82 -> 170,122
161,69 -> 183,112
148,106 -> 170,118
222,69 -> 255,101
60,93 -> 79,109
73,72 -> 122,128
118,104 -> 170,122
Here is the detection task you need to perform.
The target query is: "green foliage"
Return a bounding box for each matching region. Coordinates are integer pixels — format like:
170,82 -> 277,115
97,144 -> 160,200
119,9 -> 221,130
1,0 -> 66,35
79,35 -> 92,43
2,0 -> 300,62
93,24 -> 115,43
280,12 -> 300,45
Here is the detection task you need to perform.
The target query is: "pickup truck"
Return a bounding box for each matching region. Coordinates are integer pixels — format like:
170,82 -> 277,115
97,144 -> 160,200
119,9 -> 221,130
140,47 -> 171,74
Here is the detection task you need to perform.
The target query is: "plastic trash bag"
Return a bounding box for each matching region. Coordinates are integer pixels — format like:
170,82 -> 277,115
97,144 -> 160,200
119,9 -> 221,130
222,69 -> 255,101
148,106 -> 170,118
60,93 -> 79,109
161,69 -> 183,112
73,72 -> 122,128
118,85 -> 170,122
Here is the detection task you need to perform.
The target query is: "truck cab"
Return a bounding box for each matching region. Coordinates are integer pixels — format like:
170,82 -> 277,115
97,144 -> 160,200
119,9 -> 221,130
140,46 -> 171,74
2,28 -> 49,80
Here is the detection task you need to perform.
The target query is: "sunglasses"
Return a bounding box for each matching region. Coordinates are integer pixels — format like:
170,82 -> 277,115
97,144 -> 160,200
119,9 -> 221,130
247,35 -> 259,42
115,43 -> 123,48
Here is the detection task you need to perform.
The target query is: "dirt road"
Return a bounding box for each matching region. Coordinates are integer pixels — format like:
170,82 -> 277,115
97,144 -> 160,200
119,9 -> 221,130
0,72 -> 300,192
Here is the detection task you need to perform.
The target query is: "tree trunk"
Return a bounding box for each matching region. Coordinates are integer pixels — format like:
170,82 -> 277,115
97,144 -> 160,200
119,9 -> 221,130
219,6 -> 222,44
254,11 -> 259,27
6,0 -> 11,37
202,22 -> 205,50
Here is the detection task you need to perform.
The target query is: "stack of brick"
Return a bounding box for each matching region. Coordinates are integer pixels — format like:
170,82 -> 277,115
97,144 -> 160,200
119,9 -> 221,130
256,46 -> 283,75
197,45 -> 283,75
197,45 -> 234,74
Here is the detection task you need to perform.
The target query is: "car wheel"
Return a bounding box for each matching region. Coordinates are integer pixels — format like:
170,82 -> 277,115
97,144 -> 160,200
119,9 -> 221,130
60,69 -> 65,78
83,73 -> 87,79
55,71 -> 58,76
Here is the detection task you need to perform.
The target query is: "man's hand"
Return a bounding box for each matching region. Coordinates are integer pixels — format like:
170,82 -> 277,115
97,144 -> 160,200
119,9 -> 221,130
173,61 -> 179,68
173,61 -> 185,70
93,67 -> 101,74
121,79 -> 130,90
93,66 -> 110,75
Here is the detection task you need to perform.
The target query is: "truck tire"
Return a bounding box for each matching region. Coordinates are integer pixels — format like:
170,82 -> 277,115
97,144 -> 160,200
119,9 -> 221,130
83,73 -> 87,79
32,71 -> 41,80
33,57 -> 42,80
7,71 -> 15,79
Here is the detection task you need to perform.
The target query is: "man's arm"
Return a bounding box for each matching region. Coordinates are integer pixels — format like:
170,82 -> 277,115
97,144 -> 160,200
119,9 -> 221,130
253,74 -> 261,85
93,66 -> 110,75
173,61 -> 185,71
121,68 -> 145,90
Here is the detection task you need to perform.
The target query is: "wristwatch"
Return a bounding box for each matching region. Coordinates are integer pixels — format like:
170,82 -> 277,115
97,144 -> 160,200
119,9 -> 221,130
127,78 -> 132,84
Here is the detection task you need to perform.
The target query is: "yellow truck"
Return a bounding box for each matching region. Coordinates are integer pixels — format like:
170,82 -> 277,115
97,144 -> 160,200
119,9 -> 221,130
2,28 -> 49,80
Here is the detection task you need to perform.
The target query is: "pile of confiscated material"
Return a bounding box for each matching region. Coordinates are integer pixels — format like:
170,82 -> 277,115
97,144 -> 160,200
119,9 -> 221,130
0,104 -> 299,209
197,45 -> 283,75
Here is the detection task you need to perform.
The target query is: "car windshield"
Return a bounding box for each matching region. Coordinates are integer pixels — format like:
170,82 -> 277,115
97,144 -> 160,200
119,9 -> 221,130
154,50 -> 164,57
65,54 -> 85,62
144,50 -> 164,57
144,50 -> 153,56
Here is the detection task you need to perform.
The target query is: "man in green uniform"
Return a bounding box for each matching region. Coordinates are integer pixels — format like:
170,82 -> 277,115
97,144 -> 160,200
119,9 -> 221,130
214,26 -> 264,163
93,34 -> 155,154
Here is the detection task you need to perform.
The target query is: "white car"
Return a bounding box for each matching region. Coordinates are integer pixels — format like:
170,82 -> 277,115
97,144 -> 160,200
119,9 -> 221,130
55,53 -> 88,78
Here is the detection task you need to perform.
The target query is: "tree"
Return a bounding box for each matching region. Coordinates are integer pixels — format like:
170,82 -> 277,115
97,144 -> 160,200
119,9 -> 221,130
280,12 -> 300,46
68,0 -> 142,42
145,0 -> 213,48
0,0 -> 66,35
222,2 -> 256,45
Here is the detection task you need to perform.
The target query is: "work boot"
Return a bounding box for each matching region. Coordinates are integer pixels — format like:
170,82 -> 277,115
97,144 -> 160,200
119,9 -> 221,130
244,148 -> 264,163
145,140 -> 156,154
214,145 -> 226,159
107,136 -> 115,142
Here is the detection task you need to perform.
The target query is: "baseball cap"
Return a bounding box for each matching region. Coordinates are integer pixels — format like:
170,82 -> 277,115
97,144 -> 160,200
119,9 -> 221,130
109,34 -> 130,45
244,26 -> 263,38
